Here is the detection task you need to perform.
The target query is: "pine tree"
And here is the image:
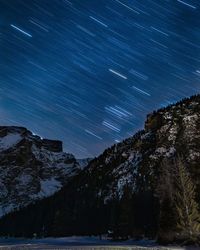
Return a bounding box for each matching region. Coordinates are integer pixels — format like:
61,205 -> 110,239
156,159 -> 177,243
118,185 -> 133,239
174,158 -> 200,244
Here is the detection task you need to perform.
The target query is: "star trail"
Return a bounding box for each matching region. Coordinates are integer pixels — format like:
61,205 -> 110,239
0,0 -> 200,158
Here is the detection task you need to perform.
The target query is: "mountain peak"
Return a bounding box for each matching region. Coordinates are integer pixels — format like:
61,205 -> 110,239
0,126 -> 63,153
0,126 -> 89,217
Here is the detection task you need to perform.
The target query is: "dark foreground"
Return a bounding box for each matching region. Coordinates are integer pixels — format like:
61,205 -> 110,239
0,237 -> 197,250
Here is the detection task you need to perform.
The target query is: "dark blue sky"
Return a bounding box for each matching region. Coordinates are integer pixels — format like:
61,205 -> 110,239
0,0 -> 200,158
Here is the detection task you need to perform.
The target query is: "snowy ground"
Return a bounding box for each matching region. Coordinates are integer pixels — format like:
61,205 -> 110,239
0,237 -> 197,250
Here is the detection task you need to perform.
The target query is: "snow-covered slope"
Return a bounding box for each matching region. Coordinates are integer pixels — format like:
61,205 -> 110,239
76,158 -> 93,170
0,126 -> 89,217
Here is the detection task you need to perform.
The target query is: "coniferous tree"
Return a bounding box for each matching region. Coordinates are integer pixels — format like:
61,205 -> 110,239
156,159 -> 177,243
174,158 -> 200,244
108,191 -> 120,240
118,185 -> 133,239
157,157 -> 200,244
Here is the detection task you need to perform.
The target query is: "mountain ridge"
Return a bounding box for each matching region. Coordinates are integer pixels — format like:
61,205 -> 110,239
0,94 -> 200,241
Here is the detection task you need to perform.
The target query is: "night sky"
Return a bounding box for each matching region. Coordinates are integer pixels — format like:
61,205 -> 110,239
0,0 -> 200,158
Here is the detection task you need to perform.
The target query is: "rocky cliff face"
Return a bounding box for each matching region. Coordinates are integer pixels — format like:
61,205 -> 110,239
0,126 -> 87,217
0,94 -> 200,237
74,95 -> 200,204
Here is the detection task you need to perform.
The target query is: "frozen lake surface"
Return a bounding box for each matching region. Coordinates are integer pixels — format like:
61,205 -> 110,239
0,237 -> 196,250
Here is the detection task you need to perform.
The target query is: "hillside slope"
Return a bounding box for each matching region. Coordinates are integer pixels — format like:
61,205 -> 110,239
0,94 -> 200,238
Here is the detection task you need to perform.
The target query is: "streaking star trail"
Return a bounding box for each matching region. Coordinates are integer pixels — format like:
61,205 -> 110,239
0,0 -> 200,158
132,86 -> 151,97
109,69 -> 128,79
177,0 -> 197,9
10,24 -> 32,38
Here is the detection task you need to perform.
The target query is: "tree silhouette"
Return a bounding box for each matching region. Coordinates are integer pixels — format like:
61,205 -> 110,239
174,158 -> 200,244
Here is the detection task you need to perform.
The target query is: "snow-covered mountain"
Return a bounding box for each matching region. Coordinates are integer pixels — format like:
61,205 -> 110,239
0,94 -> 200,238
0,126 -> 89,217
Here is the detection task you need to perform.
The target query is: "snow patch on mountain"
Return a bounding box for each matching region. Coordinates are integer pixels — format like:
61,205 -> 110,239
34,178 -> 62,198
0,133 -> 22,151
